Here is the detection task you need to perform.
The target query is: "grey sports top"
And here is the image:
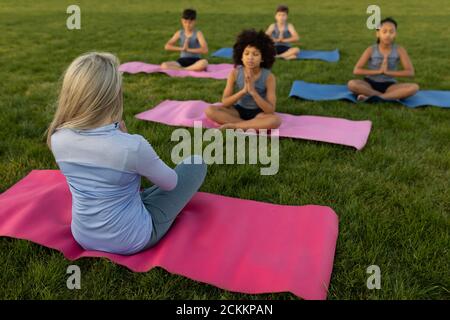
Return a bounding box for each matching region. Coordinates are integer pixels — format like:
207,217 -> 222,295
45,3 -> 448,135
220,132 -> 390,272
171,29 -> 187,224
366,43 -> 400,83
271,24 -> 292,47
179,29 -> 201,58
235,66 -> 271,110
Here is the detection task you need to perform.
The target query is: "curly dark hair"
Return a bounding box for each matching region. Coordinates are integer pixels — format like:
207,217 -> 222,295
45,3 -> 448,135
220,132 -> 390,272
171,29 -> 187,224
232,29 -> 276,69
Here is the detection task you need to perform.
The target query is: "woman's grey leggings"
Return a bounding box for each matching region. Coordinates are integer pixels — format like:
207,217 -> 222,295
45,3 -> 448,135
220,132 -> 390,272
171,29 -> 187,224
140,155 -> 207,250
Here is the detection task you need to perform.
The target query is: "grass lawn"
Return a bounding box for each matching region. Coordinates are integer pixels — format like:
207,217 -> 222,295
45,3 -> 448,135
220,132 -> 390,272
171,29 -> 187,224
0,0 -> 449,299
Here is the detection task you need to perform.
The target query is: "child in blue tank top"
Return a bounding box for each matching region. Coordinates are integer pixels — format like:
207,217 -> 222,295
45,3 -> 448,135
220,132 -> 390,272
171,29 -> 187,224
348,17 -> 419,101
161,8 -> 209,71
265,5 -> 300,60
205,29 -> 281,130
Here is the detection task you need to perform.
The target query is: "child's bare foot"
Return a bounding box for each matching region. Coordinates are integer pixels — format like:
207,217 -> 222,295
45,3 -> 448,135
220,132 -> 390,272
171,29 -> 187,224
284,55 -> 297,60
161,64 -> 182,70
357,94 -> 370,102
219,123 -> 237,130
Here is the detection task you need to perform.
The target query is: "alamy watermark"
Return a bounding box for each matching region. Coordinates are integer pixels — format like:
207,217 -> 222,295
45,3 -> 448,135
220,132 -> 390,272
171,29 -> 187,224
66,265 -> 81,289
171,122 -> 279,175
366,5 -> 381,30
366,265 -> 381,289
66,5 -> 81,30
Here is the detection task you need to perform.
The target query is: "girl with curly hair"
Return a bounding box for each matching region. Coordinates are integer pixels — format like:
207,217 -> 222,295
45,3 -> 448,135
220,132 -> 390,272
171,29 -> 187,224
205,29 -> 281,130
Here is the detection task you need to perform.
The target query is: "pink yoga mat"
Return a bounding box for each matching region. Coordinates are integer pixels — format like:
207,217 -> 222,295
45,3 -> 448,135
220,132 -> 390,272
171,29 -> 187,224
119,62 -> 233,79
136,100 -> 372,150
0,170 -> 338,300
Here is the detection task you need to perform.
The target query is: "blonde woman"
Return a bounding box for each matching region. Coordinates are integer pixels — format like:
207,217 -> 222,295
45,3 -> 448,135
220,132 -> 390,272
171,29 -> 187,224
47,52 -> 207,255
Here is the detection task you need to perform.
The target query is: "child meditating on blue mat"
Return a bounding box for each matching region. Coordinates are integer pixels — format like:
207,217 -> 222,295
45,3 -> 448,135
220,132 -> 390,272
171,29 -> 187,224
265,5 -> 300,60
161,8 -> 209,71
348,17 -> 419,101
47,52 -> 207,255
205,29 -> 281,130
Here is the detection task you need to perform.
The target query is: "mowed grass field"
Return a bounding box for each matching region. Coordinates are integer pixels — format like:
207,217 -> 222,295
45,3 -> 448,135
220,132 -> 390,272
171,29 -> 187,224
0,0 -> 449,299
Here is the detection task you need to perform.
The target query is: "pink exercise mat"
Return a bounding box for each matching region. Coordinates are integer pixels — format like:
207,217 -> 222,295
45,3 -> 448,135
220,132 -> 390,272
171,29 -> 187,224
0,170 -> 339,300
119,62 -> 233,79
136,100 -> 372,150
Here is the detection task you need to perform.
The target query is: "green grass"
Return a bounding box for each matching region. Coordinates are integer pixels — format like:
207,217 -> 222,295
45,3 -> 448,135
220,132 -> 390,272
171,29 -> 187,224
1,0 -> 449,300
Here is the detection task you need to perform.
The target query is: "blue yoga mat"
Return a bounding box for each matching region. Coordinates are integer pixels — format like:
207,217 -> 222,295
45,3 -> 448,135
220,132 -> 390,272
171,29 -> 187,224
288,80 -> 450,108
298,49 -> 340,62
212,47 -> 234,59
212,48 -> 340,62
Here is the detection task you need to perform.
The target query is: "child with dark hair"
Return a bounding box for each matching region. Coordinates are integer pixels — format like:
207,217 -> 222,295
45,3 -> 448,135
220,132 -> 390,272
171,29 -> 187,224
348,17 -> 419,101
205,30 -> 281,130
161,8 -> 209,71
265,5 -> 300,60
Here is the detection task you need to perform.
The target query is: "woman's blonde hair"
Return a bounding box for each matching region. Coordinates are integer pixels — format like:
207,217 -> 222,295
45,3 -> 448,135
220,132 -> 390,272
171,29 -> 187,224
46,52 -> 123,148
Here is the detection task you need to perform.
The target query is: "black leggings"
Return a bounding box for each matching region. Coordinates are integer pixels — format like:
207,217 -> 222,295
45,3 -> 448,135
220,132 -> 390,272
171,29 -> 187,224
177,57 -> 201,67
233,104 -> 263,120
364,77 -> 396,93
275,45 -> 291,55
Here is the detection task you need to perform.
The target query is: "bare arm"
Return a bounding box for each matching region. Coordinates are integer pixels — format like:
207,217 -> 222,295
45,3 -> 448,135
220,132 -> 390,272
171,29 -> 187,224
265,24 -> 277,41
384,46 -> 415,77
164,31 -> 183,52
221,69 -> 247,107
353,47 -> 383,76
249,73 -> 276,113
185,31 -> 209,55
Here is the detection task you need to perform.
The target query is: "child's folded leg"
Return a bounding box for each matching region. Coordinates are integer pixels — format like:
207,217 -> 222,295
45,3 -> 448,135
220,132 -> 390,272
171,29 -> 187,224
380,83 -> 419,100
161,61 -> 182,70
205,105 -> 242,124
221,112 -> 281,130
279,47 -> 300,60
347,79 -> 381,99
184,59 -> 208,71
